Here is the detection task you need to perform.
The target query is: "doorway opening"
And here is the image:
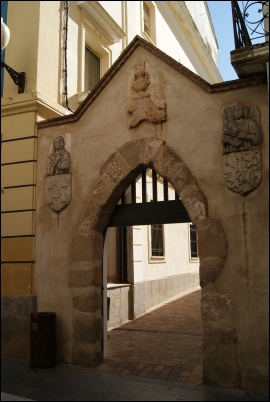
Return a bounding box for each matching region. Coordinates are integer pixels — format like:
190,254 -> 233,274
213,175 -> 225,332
102,168 -> 202,381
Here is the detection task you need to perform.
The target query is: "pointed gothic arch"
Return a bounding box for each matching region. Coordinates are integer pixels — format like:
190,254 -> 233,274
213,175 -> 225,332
68,138 -> 239,387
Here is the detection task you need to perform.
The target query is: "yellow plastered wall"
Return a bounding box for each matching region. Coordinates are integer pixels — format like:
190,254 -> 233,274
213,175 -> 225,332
1,263 -> 33,295
1,163 -> 36,187
3,1 -> 40,99
1,212 -> 35,237
1,112 -> 36,141
1,237 -> 35,262
1,110 -> 37,295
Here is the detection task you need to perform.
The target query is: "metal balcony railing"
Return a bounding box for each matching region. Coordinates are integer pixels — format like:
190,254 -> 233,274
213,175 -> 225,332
231,1 -> 269,48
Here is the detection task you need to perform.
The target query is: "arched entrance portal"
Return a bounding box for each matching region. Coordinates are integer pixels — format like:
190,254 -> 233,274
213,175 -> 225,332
102,167 -> 198,356
69,139 -> 235,387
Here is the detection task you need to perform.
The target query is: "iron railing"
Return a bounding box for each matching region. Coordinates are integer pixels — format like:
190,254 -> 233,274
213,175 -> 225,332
231,1 -> 269,48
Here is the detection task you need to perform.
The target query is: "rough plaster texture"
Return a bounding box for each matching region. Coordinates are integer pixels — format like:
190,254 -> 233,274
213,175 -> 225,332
32,41 -> 269,393
1,295 -> 36,359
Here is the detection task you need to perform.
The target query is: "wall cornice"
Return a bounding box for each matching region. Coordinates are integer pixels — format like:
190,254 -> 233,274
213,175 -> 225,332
1,92 -> 70,119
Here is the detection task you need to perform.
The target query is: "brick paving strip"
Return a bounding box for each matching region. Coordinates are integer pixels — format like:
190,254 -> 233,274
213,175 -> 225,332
97,288 -> 204,385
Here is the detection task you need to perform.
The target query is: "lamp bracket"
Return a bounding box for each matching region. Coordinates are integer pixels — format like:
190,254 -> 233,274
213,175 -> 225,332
1,61 -> 25,93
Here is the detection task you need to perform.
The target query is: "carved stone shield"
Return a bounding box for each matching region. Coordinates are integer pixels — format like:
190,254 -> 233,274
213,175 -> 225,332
223,150 -> 262,195
46,174 -> 71,212
221,104 -> 262,195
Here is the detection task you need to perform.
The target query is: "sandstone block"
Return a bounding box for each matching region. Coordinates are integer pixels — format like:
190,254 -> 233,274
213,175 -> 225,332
143,138 -> 164,165
74,315 -> 102,344
69,267 -> 102,288
169,163 -> 196,194
199,258 -> 225,286
72,293 -> 102,313
197,220 -> 227,259
201,293 -> 234,321
153,145 -> 182,178
101,154 -> 125,184
181,190 -> 208,224
118,140 -> 145,169
70,232 -> 103,262
72,342 -> 103,368
203,328 -> 240,388
79,202 -> 111,233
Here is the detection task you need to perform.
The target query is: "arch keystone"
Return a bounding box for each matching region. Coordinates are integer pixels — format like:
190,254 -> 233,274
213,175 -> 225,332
152,145 -> 182,179
143,138 -> 165,165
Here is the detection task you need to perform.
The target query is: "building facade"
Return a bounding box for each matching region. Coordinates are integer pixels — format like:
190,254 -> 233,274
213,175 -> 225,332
1,0 -> 220,298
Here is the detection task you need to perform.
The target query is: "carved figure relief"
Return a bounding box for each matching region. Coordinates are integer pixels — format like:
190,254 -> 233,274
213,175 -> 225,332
222,104 -> 262,195
127,62 -> 166,129
46,135 -> 71,212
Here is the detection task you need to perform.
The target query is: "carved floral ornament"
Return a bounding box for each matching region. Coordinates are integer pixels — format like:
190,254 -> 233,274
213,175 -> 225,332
127,62 -> 167,129
46,135 -> 72,212
221,104 -> 262,195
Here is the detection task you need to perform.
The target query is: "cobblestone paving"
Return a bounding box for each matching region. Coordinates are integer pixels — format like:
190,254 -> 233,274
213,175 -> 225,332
97,287 -> 203,384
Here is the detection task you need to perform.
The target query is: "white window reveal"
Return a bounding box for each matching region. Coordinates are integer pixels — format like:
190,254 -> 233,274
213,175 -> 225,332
84,46 -> 100,92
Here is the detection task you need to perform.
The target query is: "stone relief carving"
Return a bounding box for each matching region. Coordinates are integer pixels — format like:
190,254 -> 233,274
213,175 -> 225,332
221,104 -> 262,195
46,135 -> 71,212
127,62 -> 166,129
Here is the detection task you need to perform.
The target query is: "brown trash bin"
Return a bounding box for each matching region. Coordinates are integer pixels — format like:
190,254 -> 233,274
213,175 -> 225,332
30,312 -> 56,368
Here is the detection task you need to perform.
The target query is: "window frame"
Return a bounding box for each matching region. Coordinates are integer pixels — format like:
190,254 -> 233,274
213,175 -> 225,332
147,196 -> 166,264
141,1 -> 156,45
77,11 -> 112,103
84,44 -> 101,93
189,223 -> 199,262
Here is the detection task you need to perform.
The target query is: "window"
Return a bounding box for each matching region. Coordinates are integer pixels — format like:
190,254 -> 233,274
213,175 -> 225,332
189,224 -> 199,260
143,2 -> 150,36
142,1 -> 156,44
151,224 -> 164,257
84,46 -> 100,92
77,2 -> 125,102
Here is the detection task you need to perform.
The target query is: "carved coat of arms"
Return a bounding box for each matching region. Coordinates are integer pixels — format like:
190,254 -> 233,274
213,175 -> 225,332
46,135 -> 71,212
127,62 -> 166,129
221,104 -> 262,195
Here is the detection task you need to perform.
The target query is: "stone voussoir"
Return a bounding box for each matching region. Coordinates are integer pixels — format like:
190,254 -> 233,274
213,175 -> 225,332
143,138 -> 165,165
152,144 -> 183,179
197,219 -> 228,259
199,257 -> 225,287
91,179 -> 114,208
101,153 -> 129,186
69,266 -> 102,288
118,139 -> 146,170
169,162 -> 197,194
181,189 -> 208,225
79,202 -> 111,233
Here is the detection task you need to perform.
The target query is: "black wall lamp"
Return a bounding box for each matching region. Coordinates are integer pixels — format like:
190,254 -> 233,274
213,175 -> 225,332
1,17 -> 25,94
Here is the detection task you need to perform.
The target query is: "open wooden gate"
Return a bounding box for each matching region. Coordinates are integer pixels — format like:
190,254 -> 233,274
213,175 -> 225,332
108,168 -> 191,227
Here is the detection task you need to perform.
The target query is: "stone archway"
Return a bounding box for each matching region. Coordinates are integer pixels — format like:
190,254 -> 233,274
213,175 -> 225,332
68,138 -> 239,388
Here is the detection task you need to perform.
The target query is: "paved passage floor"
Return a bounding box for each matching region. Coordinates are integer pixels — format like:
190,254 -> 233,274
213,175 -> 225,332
97,287 -> 203,384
